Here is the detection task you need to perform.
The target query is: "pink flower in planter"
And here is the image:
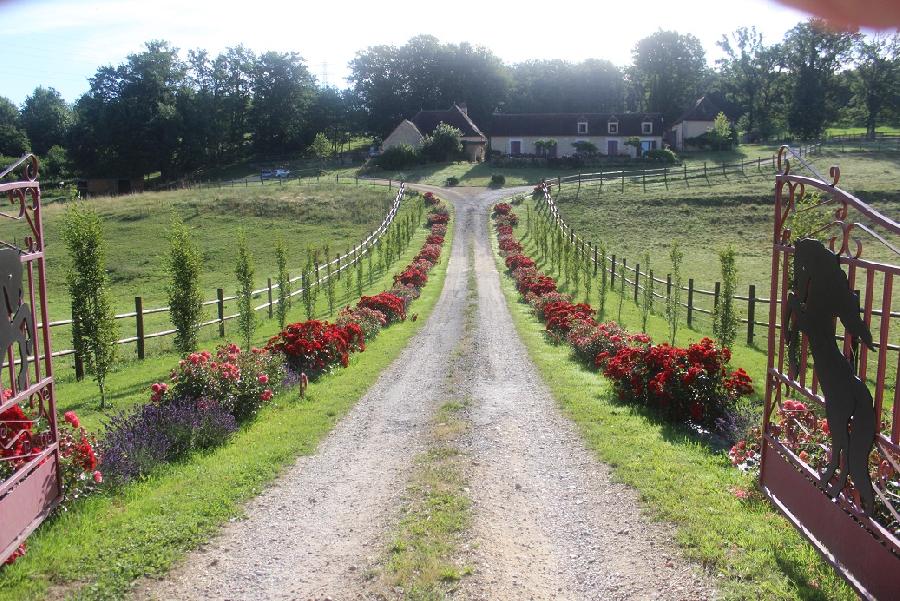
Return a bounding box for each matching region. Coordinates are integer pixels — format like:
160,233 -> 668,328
92,470 -> 103,483
258,374 -> 269,385
260,389 -> 273,402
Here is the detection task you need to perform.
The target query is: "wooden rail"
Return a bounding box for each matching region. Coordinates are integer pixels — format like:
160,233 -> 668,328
533,170 -> 900,352
41,183 -> 408,374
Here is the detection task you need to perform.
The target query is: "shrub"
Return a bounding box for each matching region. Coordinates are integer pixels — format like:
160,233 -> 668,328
713,247 -> 738,349
357,292 -> 406,323
167,216 -> 204,354
235,231 -> 256,351
420,122 -> 463,163
266,320 -> 365,377
416,244 -> 442,264
493,203 -> 512,216
275,237 -> 292,330
427,212 -> 450,226
647,148 -> 678,163
163,344 -> 284,422
336,306 -> 386,341
666,242 -> 684,345
567,320 -> 629,365
101,398 -> 237,485
445,176 -> 460,187
430,223 -> 448,237
394,266 -> 428,288
376,144 -> 419,170
61,203 -> 118,407
390,283 -> 421,308
490,174 -> 506,187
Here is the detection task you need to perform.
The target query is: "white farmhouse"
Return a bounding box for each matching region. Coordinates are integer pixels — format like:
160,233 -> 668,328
488,112 -> 665,158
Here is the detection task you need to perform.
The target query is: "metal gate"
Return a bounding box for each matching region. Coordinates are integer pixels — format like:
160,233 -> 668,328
0,155 -> 62,564
761,146 -> 900,599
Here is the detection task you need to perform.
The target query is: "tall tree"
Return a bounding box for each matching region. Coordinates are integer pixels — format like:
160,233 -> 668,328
250,51 -> 317,153
349,36 -> 509,136
0,96 -> 30,157
851,33 -> 899,138
69,40 -> 187,178
20,86 -> 71,155
782,19 -> 858,139
631,30 -> 707,124
717,27 -> 786,139
503,59 -> 624,113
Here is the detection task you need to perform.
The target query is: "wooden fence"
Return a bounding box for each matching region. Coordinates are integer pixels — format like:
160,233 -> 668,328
46,183 -> 408,376
555,142 -> 823,195
534,158 -> 900,354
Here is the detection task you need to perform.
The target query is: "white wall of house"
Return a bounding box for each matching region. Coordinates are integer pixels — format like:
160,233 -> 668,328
383,120 -> 424,150
672,120 -> 714,150
490,135 -> 664,158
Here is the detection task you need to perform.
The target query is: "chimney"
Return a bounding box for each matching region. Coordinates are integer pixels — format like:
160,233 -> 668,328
457,102 -> 468,115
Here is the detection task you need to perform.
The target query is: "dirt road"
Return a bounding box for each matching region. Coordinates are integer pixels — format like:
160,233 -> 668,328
139,186 -> 715,600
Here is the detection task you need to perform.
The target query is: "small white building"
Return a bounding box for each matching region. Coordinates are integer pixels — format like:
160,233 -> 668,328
670,95 -> 739,151
382,104 -> 487,162
488,112 -> 665,158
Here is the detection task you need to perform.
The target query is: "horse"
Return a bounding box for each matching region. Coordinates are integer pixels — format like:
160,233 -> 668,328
0,248 -> 34,393
786,238 -> 877,515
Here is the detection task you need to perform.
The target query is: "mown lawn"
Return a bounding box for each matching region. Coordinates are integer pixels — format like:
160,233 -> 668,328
1,182 -> 413,401
0,202 -> 454,601
490,214 -> 856,600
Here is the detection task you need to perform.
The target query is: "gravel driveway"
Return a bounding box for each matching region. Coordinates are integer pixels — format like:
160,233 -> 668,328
136,186 -> 716,600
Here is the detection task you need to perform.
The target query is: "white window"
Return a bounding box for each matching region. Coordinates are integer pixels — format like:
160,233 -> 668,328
642,122 -> 653,134
608,121 -> 618,134
577,121 -> 588,134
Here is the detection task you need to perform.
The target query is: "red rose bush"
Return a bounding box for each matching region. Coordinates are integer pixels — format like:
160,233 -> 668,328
492,203 -> 753,435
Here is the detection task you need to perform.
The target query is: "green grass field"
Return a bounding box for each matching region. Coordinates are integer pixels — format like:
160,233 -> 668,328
0,202 -> 453,601
0,181 -> 413,381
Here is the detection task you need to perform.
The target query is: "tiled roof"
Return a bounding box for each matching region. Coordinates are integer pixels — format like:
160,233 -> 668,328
487,112 -> 664,137
411,104 -> 486,140
674,94 -> 740,124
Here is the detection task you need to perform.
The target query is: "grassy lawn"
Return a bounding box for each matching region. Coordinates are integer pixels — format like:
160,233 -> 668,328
0,202 -> 453,601
3,181 -> 406,385
490,215 -> 856,600
825,126 -> 900,137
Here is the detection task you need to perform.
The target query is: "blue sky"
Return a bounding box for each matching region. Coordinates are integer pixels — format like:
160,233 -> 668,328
0,0 -> 820,106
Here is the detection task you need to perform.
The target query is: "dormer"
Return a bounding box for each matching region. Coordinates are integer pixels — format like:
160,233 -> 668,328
641,121 -> 653,135
607,116 -> 619,135
577,120 -> 588,134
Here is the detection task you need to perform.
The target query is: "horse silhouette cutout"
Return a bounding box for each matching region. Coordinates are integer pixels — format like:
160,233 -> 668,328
786,238 -> 877,515
0,248 -> 34,393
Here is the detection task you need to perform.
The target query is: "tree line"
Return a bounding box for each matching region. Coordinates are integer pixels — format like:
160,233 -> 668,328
0,19 -> 896,181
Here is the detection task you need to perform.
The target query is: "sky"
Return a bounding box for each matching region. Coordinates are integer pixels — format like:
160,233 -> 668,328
0,0 -> 830,106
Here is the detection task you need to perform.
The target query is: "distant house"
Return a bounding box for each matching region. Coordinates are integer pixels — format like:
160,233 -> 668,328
670,94 -> 740,151
382,103 -> 488,162
76,177 -> 144,197
488,112 -> 665,158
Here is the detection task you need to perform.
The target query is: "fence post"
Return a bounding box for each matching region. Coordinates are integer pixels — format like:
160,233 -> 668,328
557,175 -> 561,190
666,274 -> 672,300
757,157 -> 761,171
267,278 -> 274,319
621,171 -> 625,192
634,262 -> 640,302
336,252 -> 341,280
135,296 -> 145,360
621,258 -> 627,293
642,169 -> 646,192
687,278 -> 694,326
663,167 -> 668,190
593,245 -> 598,276
703,162 -> 709,185
610,255 -> 616,288
388,178 -> 392,190
714,281 -> 721,315
683,163 -> 689,187
747,284 -> 756,345
577,173 -> 582,197
217,288 -> 225,337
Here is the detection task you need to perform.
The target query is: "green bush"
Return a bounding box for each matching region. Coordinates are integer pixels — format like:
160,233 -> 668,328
376,144 -> 419,170
646,148 -> 678,163
167,216 -> 204,354
420,122 -> 463,162
235,231 -> 256,351
446,176 -> 460,187
62,204 -> 118,407
490,173 -> 506,187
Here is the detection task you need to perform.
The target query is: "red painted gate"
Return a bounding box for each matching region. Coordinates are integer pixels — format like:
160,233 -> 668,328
761,147 -> 900,599
0,155 -> 62,564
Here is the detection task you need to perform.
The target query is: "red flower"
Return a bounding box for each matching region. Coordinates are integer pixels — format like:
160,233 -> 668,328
93,470 -> 103,483
63,411 -> 80,429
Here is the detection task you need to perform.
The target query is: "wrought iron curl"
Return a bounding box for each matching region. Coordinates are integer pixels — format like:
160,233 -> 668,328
830,165 -> 841,187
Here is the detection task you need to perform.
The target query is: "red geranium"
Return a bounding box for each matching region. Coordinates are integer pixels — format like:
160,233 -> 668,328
358,292 -> 407,323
